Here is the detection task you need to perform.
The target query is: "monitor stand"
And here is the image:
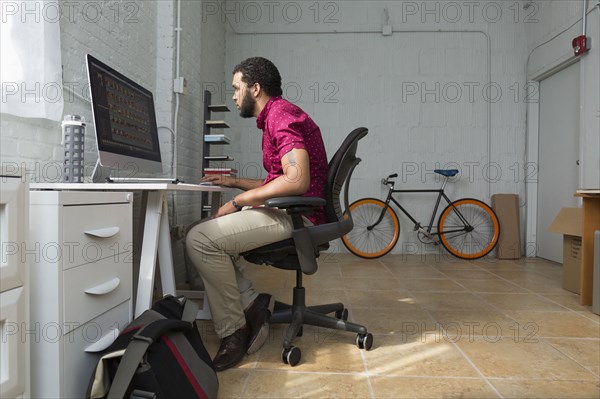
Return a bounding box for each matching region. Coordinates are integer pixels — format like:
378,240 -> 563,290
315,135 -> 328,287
90,159 -> 179,184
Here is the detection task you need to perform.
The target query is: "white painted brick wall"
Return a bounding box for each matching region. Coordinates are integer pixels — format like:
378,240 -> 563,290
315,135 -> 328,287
1,1 -> 161,180
0,0 -> 226,287
151,0 -> 227,285
2,0 -> 595,262
526,0 -> 600,190
61,1 -> 160,180
224,0 -> 531,255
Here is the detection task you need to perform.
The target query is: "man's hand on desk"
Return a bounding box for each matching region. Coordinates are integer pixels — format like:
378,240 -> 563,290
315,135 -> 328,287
201,175 -> 263,191
202,174 -> 236,187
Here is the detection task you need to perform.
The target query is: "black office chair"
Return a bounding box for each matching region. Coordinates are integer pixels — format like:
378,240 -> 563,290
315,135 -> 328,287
241,127 -> 373,366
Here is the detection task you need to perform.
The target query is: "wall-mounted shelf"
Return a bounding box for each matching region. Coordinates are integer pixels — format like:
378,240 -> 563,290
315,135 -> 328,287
204,134 -> 231,144
201,90 -> 232,218
205,155 -> 234,161
205,120 -> 230,129
207,104 -> 230,112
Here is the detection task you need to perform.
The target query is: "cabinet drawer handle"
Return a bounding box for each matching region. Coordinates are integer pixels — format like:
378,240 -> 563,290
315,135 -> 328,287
84,328 -> 120,352
84,226 -> 120,238
85,277 -> 121,295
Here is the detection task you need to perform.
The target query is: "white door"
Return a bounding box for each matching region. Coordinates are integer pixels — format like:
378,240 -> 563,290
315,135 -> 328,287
537,62 -> 580,263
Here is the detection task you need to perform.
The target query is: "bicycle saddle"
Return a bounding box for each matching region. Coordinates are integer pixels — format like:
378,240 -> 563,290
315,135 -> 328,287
434,169 -> 459,177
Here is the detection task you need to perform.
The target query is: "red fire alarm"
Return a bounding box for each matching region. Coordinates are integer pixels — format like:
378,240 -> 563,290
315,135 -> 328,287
572,35 -> 590,56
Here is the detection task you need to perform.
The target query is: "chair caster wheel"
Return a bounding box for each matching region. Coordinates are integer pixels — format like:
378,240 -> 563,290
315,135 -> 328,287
335,308 -> 348,321
282,346 -> 301,366
356,333 -> 373,350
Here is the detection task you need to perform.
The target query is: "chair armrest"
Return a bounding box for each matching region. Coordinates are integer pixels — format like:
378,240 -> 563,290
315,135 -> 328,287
264,196 -> 326,209
262,196 -> 327,274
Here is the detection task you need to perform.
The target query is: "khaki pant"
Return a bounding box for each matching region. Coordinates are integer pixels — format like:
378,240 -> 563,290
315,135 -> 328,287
185,207 -> 299,338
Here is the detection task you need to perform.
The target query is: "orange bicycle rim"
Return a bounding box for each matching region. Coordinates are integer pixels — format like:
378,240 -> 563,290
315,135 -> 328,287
343,198 -> 400,258
438,199 -> 499,259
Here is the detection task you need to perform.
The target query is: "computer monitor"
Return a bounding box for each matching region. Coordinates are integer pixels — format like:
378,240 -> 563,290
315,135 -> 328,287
86,54 -> 162,175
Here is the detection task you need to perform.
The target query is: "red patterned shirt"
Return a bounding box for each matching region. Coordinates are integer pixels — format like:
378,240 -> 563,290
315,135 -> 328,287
257,96 -> 328,225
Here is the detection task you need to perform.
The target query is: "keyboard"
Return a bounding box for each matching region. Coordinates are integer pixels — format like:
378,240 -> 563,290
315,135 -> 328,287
176,182 -> 218,187
107,177 -> 180,183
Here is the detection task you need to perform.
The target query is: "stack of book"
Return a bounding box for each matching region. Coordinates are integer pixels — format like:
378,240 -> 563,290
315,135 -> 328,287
203,167 -> 237,177
204,155 -> 234,162
204,134 -> 231,144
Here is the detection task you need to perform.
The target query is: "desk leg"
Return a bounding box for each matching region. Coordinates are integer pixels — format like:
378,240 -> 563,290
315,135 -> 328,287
135,191 -> 164,317
580,197 -> 600,305
157,198 -> 176,297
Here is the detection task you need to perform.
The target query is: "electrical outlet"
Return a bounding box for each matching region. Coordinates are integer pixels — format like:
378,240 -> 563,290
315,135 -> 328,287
173,77 -> 187,94
170,225 -> 186,240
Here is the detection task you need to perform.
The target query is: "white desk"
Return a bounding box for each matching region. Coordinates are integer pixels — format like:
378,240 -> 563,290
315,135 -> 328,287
30,183 -> 226,317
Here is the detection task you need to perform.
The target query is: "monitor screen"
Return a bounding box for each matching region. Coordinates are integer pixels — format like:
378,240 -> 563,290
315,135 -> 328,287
86,54 -> 162,174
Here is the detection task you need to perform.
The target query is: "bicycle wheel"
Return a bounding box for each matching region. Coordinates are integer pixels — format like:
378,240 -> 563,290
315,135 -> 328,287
438,198 -> 500,260
342,198 -> 400,259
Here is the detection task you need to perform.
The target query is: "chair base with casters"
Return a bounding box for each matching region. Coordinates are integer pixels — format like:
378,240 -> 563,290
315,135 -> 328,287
241,127 -> 373,366
244,244 -> 373,366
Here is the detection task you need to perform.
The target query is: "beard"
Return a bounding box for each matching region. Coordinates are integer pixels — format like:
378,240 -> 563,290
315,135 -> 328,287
239,89 -> 255,118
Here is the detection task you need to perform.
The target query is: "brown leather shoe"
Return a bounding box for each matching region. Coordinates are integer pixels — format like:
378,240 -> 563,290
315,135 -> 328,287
244,293 -> 274,354
212,326 -> 250,372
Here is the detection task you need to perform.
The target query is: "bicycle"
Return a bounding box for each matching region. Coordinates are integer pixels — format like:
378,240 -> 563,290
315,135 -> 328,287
342,169 -> 500,260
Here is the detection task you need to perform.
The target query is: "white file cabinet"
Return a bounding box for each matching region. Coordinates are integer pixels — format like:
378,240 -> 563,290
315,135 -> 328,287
0,175 -> 29,398
29,191 -> 133,398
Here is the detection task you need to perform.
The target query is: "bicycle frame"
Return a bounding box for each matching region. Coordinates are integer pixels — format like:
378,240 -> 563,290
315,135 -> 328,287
370,178 -> 472,239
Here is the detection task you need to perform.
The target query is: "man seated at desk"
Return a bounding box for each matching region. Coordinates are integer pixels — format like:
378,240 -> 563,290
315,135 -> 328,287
186,57 -> 328,371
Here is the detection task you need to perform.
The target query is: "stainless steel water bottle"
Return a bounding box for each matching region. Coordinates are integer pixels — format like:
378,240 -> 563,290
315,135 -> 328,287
62,115 -> 86,183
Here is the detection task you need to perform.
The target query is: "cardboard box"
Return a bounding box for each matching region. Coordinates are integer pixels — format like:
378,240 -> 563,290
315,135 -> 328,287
548,207 -> 583,294
491,194 -> 521,259
593,230 -> 600,315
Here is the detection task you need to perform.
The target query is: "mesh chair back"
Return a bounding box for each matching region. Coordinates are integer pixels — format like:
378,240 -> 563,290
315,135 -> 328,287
325,127 -> 368,224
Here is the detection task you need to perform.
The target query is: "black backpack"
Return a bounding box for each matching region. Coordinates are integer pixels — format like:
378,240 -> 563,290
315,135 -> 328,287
87,295 -> 218,399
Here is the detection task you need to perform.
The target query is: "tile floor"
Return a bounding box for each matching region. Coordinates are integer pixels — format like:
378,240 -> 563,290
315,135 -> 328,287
196,254 -> 600,398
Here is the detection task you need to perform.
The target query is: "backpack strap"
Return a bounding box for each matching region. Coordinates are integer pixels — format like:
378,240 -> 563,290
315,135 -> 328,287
107,318 -> 192,399
180,297 -> 200,323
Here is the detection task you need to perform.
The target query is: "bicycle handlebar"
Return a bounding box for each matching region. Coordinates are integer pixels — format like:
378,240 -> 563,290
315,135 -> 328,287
381,173 -> 398,186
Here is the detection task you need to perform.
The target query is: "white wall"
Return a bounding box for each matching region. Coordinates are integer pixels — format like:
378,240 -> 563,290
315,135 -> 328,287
0,1 -> 162,178
2,0 -> 596,261
223,0 -> 531,255
524,0 -> 600,254
0,0 -> 226,285
526,0 -> 599,189
167,0 -> 227,285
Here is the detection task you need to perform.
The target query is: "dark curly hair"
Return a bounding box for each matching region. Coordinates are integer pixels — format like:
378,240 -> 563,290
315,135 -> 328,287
232,57 -> 283,97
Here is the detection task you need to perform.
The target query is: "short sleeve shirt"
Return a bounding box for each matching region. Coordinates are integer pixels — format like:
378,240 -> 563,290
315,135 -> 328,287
256,96 -> 328,225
